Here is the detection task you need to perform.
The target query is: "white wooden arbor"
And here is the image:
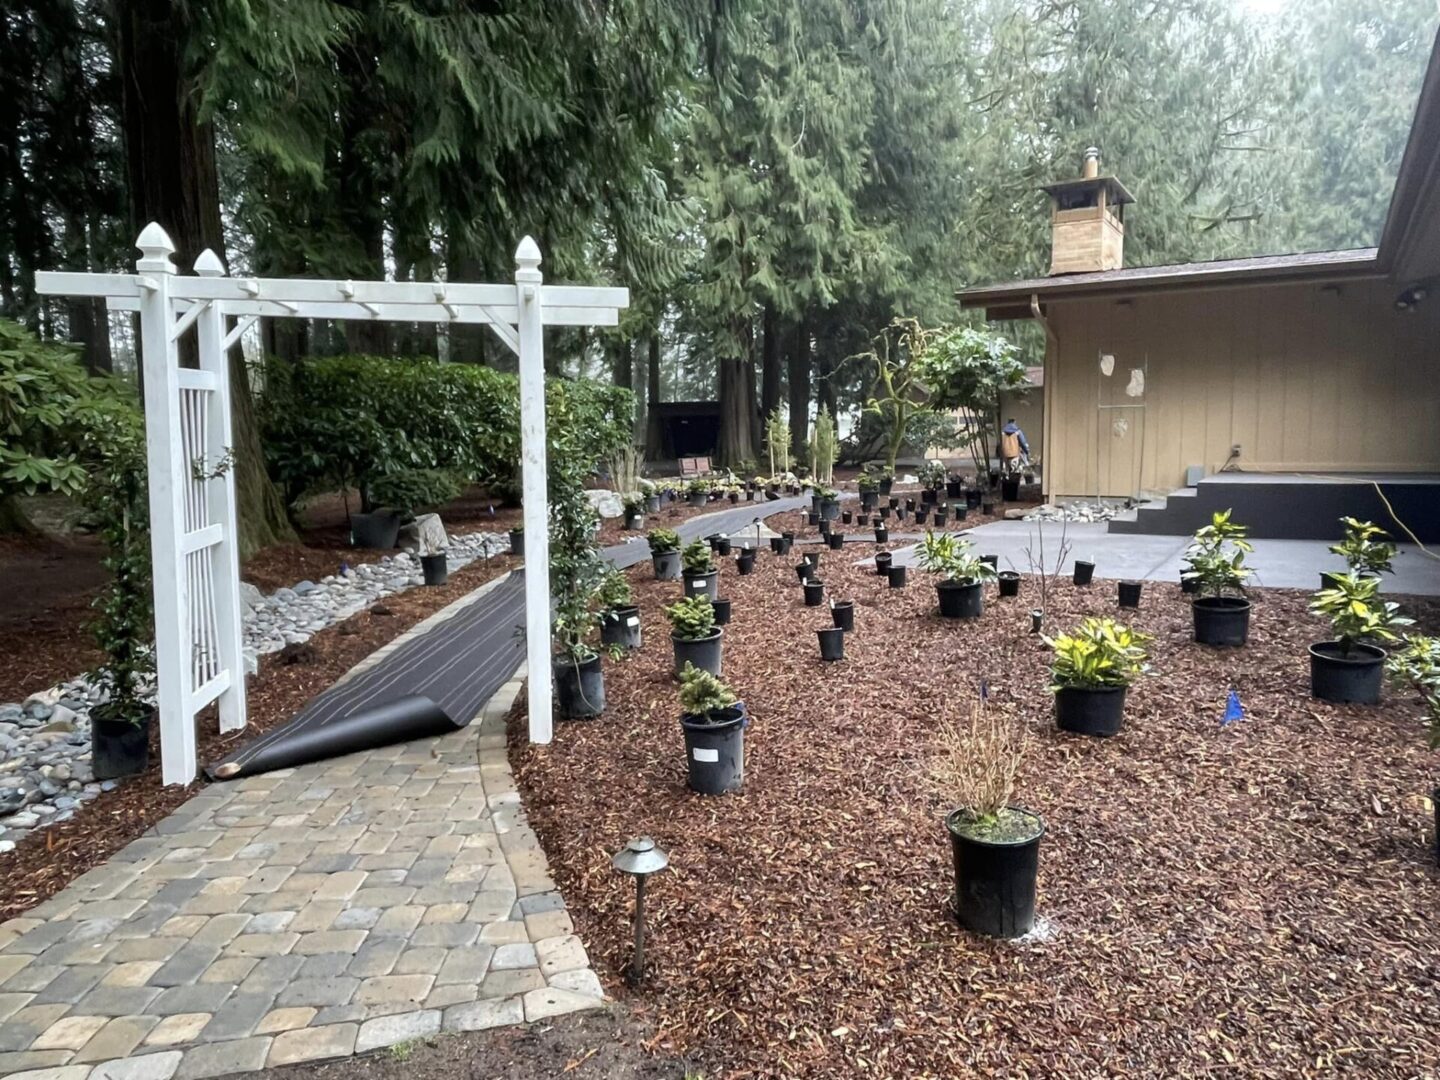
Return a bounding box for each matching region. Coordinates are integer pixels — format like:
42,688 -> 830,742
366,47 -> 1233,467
36,224 -> 628,784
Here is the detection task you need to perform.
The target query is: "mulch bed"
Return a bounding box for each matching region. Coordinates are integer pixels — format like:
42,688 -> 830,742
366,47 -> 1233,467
0,533 -> 109,703
512,540 -> 1440,1078
0,550 -> 518,922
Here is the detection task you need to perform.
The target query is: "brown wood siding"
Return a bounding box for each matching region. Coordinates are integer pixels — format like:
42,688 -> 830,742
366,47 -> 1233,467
1044,278 -> 1440,497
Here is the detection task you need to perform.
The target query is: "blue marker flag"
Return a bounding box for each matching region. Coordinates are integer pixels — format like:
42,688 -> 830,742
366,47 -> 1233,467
1223,689 -> 1245,725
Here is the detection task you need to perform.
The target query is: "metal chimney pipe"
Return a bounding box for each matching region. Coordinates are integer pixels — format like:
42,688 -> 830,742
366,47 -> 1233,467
1082,147 -> 1100,179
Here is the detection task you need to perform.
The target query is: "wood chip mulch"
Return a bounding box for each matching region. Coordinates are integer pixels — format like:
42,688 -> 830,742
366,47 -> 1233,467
0,550 -> 518,921
512,539 -> 1440,1079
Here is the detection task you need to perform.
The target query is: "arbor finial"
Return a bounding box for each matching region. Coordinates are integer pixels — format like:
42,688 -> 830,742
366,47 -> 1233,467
135,223 -> 177,274
515,235 -> 542,271
194,249 -> 227,278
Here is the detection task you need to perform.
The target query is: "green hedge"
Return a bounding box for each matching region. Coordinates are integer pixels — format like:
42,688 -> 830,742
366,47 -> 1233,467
259,356 -> 634,508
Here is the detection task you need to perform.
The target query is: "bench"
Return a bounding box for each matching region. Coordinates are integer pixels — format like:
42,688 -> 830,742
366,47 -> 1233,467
678,456 -> 713,478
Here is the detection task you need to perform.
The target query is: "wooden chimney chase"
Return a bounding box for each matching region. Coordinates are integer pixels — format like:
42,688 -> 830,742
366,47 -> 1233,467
1043,147 -> 1135,275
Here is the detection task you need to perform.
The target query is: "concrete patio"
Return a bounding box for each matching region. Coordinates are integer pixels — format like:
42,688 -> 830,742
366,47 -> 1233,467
883,519 -> 1440,596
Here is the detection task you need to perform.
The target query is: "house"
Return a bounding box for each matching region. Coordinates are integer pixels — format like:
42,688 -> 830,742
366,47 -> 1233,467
958,35 -> 1440,540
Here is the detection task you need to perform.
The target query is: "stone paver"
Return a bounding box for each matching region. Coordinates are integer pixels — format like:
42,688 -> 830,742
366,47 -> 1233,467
0,641 -> 602,1080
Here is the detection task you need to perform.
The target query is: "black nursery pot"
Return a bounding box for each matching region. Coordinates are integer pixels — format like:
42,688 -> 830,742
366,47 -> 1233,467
966,489 -> 983,509
91,710 -> 152,781
1309,641 -> 1386,704
915,510 -> 929,527
1055,685 -> 1128,737
842,510 -> 853,525
934,508 -> 949,527
713,598 -> 733,626
828,532 -> 845,550
672,628 -> 724,678
947,808 -> 1043,940
1319,570 -> 1346,591
879,507 -> 891,521
817,626 -> 845,661
819,498 -> 840,522
805,551 -> 822,568
803,580 -> 826,607
681,705 -> 747,795
1001,476 -> 1021,501
652,551 -> 681,580
875,552 -> 893,576
554,654 -> 606,719
683,569 -> 719,600
905,498 -> 916,511
715,537 -> 732,556
807,511 -> 820,526
879,477 -> 894,495
770,537 -> 786,555
644,494 -> 661,513
421,552 -> 448,587
796,561 -> 814,583
1072,560 -> 1096,586
688,490 -> 708,507
922,488 -> 938,505
1179,575 -> 1201,594
831,600 -> 855,632
874,527 -> 889,543
998,570 -> 1021,598
953,504 -> 968,521
981,501 -> 995,515
1192,596 -> 1250,647
1118,580 -> 1143,608
352,510 -> 403,550
890,497 -> 901,510
624,511 -> 644,531
736,552 -> 756,576
937,579 -> 984,619
887,564 -> 908,589
980,555 -> 999,570
946,479 -> 963,499
600,606 -> 642,650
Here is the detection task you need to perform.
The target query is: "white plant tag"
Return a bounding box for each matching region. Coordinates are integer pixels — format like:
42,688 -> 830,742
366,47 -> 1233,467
626,616 -> 639,627
692,747 -> 719,763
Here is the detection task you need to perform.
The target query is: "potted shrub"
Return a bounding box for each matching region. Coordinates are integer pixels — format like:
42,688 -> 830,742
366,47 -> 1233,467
1326,517 -> 1398,589
648,528 -> 682,580
509,523 -> 525,556
678,663 -> 747,794
916,532 -> 996,620
681,538 -> 719,599
919,460 -> 946,504
878,469 -> 895,496
1309,574 -> 1412,704
1385,635 -> 1440,862
359,468 -> 462,549
86,412 -> 155,781
1047,617 -> 1150,737
622,494 -> 645,531
685,477 -> 709,507
858,472 -> 880,510
598,568 -> 641,651
1182,510 -> 1254,647
553,610 -> 606,719
937,699 -> 1041,939
667,594 -> 723,677
815,484 -> 840,521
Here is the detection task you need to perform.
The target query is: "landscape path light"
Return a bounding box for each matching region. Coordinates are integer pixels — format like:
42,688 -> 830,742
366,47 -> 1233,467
612,836 -> 670,983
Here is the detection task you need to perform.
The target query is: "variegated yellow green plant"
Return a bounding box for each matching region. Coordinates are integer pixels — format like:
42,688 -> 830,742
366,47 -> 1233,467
1309,573 -> 1413,656
1046,617 -> 1151,690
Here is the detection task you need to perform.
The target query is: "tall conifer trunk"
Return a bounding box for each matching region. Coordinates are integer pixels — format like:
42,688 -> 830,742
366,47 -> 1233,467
116,0 -> 294,558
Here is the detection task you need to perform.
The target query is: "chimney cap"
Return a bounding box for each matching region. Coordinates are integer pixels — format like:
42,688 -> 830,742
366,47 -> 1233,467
1040,174 -> 1135,206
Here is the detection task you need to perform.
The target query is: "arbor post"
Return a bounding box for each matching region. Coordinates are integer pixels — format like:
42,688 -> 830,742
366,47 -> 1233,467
515,237 -> 552,743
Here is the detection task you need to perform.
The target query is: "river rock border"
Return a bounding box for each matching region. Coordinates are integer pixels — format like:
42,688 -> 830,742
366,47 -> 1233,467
0,530 -> 509,854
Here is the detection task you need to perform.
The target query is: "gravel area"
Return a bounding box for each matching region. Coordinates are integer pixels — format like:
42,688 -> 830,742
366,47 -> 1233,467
513,539 -> 1440,1078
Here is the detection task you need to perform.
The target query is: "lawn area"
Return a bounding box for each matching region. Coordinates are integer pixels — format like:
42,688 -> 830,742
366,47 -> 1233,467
515,537 -> 1440,1078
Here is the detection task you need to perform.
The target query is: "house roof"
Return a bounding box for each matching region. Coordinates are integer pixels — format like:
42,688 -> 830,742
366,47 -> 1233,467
958,247 -> 1381,313
959,28 -> 1440,318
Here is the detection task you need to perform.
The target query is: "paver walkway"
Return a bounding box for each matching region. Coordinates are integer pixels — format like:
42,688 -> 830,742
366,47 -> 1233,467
0,671 -> 600,1080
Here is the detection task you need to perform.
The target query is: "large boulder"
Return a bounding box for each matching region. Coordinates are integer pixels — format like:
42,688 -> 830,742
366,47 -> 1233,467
585,489 -> 625,519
